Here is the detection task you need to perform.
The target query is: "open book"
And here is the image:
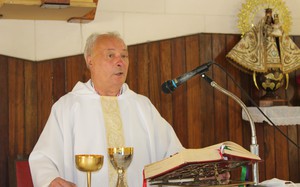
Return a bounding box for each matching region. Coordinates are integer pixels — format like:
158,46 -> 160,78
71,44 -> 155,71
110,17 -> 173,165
144,141 -> 261,186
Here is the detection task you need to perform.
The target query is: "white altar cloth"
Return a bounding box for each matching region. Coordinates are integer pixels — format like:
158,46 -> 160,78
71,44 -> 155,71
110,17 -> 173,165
260,178 -> 300,186
242,106 -> 300,126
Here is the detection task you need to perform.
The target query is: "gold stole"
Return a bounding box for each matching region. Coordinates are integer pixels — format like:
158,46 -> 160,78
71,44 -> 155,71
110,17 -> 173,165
100,96 -> 125,187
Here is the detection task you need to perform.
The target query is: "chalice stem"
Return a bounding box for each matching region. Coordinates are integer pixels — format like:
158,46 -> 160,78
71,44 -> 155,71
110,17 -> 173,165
117,169 -> 127,187
87,172 -> 91,187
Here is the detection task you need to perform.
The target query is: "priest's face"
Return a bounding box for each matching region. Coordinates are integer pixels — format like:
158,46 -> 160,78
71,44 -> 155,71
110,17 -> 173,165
87,35 -> 129,95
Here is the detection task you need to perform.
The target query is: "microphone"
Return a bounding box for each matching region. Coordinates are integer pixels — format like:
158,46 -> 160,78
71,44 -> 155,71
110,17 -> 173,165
161,61 -> 214,94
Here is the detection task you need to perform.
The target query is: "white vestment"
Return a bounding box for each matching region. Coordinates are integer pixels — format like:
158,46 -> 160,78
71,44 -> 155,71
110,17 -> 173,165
29,80 -> 184,187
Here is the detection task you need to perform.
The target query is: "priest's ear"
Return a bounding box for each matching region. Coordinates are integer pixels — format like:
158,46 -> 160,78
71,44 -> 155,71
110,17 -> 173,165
86,55 -> 93,69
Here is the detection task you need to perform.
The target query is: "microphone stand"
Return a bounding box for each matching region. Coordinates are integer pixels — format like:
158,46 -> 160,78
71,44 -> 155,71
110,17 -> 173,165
201,74 -> 259,185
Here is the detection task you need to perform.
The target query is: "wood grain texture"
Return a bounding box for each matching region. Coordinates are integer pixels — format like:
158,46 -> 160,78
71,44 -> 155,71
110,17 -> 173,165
148,42 -> 161,110
8,58 -> 25,157
199,34 -> 215,148
159,40 -> 173,126
37,61 -> 53,135
0,56 -> 9,187
212,34 -> 228,143
171,37 -> 188,147
24,61 -> 38,154
185,35 -> 201,148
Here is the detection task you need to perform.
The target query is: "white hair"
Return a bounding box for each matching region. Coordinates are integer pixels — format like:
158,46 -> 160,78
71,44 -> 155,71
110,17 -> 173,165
83,32 -> 125,62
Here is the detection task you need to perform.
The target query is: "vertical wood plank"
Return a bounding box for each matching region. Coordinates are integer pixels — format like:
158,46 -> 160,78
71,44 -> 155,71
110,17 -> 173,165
148,42 -> 161,110
264,124 -> 276,179
127,45 -> 138,91
52,59 -> 67,102
288,126 -> 299,182
225,34 -> 243,144
159,40 -> 173,125
24,61 -> 38,154
275,126 -> 289,180
7,57 -> 25,187
225,34 -> 247,180
185,34 -> 201,148
171,37 -> 188,147
199,33 -> 215,147
65,55 -> 87,92
137,44 -> 149,97
212,34 -> 228,143
8,58 -> 25,157
37,61 -> 53,135
0,56 -> 9,187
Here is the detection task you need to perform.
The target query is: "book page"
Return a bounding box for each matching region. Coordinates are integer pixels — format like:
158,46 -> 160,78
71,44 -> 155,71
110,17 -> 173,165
221,141 -> 261,161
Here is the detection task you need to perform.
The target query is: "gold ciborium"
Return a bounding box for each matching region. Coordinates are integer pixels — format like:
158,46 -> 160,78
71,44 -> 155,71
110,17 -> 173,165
75,154 -> 104,187
108,147 -> 134,187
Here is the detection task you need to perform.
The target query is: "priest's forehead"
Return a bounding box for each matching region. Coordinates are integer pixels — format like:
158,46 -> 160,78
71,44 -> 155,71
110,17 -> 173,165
95,34 -> 127,50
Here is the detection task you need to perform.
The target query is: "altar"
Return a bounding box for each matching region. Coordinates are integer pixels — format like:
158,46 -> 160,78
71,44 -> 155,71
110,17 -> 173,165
242,106 -> 300,126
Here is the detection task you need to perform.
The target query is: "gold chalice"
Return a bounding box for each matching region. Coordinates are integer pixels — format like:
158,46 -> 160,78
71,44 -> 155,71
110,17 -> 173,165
108,147 -> 134,187
75,154 -> 104,187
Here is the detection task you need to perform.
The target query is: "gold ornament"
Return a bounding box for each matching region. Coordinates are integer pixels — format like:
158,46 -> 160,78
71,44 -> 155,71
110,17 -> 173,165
238,0 -> 292,36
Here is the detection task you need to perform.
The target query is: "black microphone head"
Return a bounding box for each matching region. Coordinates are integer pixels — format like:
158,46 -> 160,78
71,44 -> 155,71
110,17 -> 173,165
161,80 -> 176,94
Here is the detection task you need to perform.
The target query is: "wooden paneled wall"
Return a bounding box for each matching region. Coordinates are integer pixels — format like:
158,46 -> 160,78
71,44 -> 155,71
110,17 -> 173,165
0,33 -> 300,186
